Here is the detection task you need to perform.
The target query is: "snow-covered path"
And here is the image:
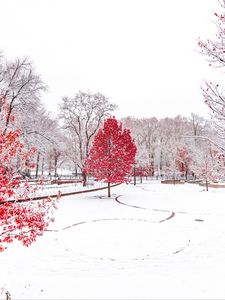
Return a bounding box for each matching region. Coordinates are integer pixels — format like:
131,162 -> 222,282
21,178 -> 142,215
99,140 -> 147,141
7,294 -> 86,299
1,181 -> 225,299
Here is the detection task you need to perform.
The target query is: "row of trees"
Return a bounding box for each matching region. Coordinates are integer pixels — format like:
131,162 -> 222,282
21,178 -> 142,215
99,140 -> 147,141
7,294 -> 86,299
1,53 -> 225,189
122,114 -> 225,187
58,95 -> 225,187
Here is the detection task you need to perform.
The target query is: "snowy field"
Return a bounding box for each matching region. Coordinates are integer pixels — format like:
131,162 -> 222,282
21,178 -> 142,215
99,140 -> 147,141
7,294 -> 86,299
1,180 -> 225,299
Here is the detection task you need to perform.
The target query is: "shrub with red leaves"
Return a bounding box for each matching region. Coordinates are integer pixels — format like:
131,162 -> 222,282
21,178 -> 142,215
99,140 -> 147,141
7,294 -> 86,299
0,97 -> 58,252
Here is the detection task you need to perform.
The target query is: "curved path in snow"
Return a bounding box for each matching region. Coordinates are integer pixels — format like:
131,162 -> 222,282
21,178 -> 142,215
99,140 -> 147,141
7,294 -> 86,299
45,192 -> 190,261
46,217 -> 190,259
47,193 -> 176,233
115,194 -> 176,217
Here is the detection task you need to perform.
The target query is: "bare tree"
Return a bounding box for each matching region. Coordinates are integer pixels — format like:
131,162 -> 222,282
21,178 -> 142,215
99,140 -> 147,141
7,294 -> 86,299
122,116 -> 159,180
189,113 -> 208,136
189,137 -> 224,190
198,1 -> 225,134
64,133 -> 80,177
0,55 -> 47,132
12,101 -> 63,178
59,91 -> 117,185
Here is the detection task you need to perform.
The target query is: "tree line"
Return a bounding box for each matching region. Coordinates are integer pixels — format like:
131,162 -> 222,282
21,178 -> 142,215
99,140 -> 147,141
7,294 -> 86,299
0,51 -> 224,187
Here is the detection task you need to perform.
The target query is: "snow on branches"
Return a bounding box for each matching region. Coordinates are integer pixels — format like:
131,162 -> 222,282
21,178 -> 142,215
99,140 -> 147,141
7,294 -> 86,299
198,1 -> 225,69
0,97 -> 58,252
85,117 -> 136,197
198,1 -> 225,125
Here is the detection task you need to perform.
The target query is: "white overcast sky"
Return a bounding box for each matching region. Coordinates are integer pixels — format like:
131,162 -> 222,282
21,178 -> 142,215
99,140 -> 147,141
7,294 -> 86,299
0,0 -> 219,119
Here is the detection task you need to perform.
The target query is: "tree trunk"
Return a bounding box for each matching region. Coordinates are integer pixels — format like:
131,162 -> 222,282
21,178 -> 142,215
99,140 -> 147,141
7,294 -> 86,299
206,178 -> 209,192
134,166 -> 136,186
108,182 -> 111,197
205,163 -> 209,191
41,157 -> 44,176
151,161 -> 155,177
25,159 -> 31,178
5,290 -> 11,300
74,163 -> 78,177
35,151 -> 40,178
82,170 -> 87,186
48,156 -> 52,178
54,160 -> 58,177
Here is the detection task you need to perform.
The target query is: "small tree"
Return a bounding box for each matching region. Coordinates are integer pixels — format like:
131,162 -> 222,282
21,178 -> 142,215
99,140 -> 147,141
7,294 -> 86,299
85,117 -> 136,197
0,97 -> 58,252
59,91 -> 117,186
175,146 -> 191,179
190,140 -> 223,191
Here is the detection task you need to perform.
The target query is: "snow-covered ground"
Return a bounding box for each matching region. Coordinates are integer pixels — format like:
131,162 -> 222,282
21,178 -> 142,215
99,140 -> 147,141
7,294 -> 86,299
1,180 -> 225,299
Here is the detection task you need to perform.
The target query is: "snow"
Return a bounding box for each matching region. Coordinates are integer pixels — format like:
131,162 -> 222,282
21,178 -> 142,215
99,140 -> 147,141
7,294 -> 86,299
35,180 -> 107,197
1,180 -> 225,299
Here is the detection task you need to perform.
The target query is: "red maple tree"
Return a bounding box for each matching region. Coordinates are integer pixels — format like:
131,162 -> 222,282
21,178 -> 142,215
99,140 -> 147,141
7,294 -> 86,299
0,97 -> 58,252
175,147 -> 191,179
85,116 -> 136,197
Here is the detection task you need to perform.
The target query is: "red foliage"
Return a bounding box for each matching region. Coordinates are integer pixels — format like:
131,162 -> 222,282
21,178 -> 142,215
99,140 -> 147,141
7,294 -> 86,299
0,98 -> 58,252
85,117 -> 136,187
132,165 -> 154,177
175,147 -> 191,176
